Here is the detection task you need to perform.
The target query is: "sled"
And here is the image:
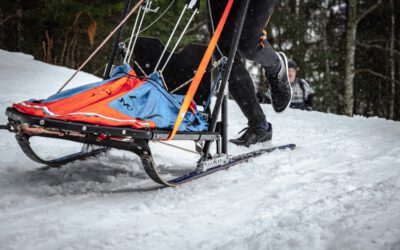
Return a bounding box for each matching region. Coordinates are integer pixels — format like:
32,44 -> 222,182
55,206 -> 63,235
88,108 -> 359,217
2,0 -> 295,187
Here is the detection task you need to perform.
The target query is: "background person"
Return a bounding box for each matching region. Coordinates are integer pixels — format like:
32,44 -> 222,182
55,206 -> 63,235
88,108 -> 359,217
287,60 -> 315,111
257,59 -> 314,111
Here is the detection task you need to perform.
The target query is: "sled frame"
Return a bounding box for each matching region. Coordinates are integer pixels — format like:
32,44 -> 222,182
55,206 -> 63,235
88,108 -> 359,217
2,0 -> 296,187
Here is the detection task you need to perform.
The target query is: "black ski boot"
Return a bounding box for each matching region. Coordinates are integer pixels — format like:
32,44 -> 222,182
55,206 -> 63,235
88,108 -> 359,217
265,52 -> 292,113
230,123 -> 272,147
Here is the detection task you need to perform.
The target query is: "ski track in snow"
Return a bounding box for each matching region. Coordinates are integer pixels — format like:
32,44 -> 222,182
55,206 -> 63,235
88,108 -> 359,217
0,50 -> 400,250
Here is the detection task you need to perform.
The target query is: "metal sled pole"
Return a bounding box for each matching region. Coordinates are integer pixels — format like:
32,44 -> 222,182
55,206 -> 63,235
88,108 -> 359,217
202,0 -> 250,159
104,0 -> 133,80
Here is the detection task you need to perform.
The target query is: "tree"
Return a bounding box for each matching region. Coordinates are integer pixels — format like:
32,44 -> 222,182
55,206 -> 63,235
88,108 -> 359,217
343,0 -> 382,116
388,0 -> 395,119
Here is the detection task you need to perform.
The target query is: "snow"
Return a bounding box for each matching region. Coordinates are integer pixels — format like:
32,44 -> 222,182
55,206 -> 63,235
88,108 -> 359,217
0,49 -> 400,250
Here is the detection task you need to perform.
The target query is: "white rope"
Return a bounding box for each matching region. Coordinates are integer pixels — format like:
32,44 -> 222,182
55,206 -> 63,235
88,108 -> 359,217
133,60 -> 148,77
155,141 -> 199,155
125,0 -> 176,41
56,0 -> 145,94
127,1 -> 152,63
124,3 -> 142,64
170,57 -> 226,94
207,0 -> 224,57
154,5 -> 188,72
160,9 -> 199,73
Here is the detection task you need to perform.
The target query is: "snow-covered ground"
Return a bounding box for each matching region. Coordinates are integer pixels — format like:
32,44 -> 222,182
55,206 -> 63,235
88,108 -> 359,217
0,49 -> 399,250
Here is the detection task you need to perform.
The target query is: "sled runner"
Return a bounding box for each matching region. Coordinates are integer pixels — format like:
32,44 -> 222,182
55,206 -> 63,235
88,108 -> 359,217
2,0 -> 295,187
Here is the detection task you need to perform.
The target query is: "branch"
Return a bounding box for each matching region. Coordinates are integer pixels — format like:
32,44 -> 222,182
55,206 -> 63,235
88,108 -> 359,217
359,39 -> 400,46
356,0 -> 382,24
355,68 -> 400,84
0,14 -> 16,26
357,43 -> 400,56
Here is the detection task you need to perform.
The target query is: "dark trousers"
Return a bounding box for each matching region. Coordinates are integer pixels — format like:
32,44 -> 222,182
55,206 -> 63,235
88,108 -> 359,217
208,0 -> 279,127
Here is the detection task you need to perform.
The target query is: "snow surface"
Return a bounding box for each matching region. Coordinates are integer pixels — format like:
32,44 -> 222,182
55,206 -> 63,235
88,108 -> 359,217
0,49 -> 400,250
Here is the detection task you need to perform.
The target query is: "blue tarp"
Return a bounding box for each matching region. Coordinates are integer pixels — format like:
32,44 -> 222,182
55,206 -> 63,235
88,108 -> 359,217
108,70 -> 208,132
34,65 -> 208,132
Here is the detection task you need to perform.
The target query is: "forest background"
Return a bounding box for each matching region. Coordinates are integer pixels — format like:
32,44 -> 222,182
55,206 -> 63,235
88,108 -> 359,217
1,0 -> 399,120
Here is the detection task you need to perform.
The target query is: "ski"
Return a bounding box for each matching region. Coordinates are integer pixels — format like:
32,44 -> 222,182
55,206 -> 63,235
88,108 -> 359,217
142,144 -> 296,186
0,124 -> 10,130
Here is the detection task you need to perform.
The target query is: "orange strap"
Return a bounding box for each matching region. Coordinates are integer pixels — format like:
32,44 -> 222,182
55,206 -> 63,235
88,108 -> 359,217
166,0 -> 234,141
259,14 -> 272,48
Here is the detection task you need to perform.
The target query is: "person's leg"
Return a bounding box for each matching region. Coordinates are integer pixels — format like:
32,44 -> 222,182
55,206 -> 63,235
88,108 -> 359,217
228,60 -> 273,147
237,0 -> 292,113
238,0 -> 281,74
228,56 -> 266,128
208,0 -> 273,146
208,0 -> 268,128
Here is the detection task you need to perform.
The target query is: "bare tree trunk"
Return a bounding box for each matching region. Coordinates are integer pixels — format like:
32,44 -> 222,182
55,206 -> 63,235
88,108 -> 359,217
0,14 -> 16,27
397,20 -> 400,120
389,0 -> 395,119
42,30 -> 54,64
343,0 -> 357,116
321,1 -> 332,112
16,0 -> 23,51
295,0 -> 300,21
59,11 -> 82,66
343,0 -> 382,116
0,8 -> 4,48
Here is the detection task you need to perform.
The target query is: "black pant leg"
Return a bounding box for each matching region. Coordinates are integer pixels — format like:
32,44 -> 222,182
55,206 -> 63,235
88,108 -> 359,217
238,0 -> 280,72
229,58 -> 266,127
208,0 -> 273,127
